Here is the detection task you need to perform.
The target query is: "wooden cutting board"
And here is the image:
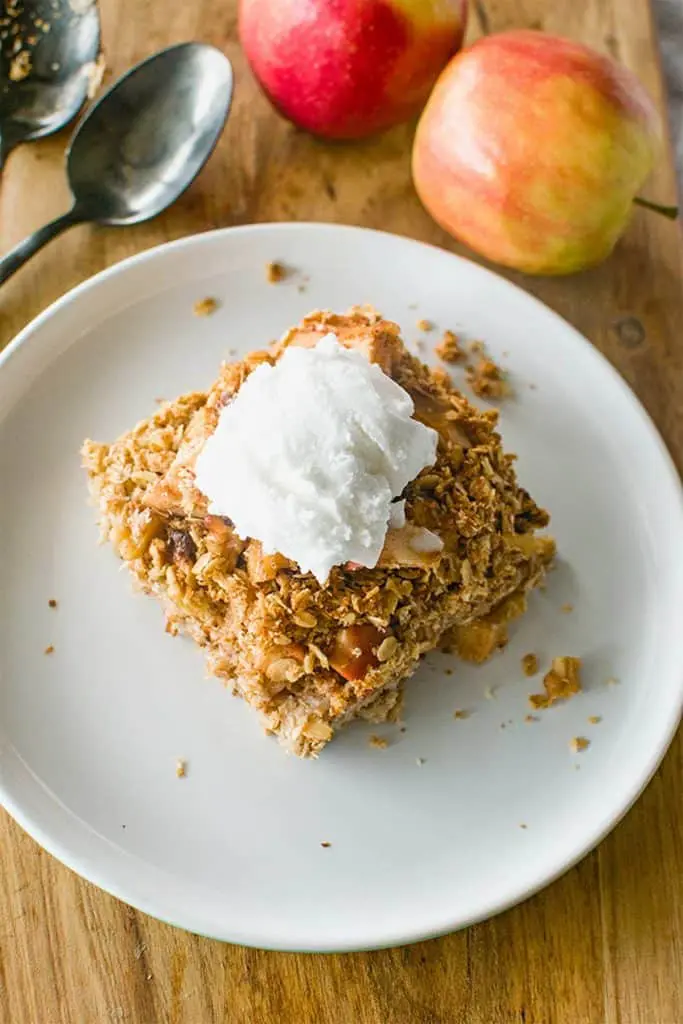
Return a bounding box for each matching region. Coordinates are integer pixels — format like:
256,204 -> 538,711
1,1 -> 681,1021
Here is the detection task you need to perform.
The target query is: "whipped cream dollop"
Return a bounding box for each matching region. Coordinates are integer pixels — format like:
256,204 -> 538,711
194,335 -> 438,584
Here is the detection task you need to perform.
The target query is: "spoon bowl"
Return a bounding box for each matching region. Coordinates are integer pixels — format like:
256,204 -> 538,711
67,43 -> 233,225
0,42 -> 234,286
0,0 -> 101,164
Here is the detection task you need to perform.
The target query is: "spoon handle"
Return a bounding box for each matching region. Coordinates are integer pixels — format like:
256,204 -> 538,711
0,125 -> 20,170
0,135 -> 13,170
0,207 -> 88,287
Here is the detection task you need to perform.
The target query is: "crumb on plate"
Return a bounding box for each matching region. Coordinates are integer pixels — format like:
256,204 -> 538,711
453,709 -> 469,720
588,715 -> 602,725
435,330 -> 463,363
524,714 -> 539,723
320,841 -> 331,848
521,652 -> 539,677
529,656 -> 582,710
44,644 -> 54,655
193,297 -> 218,317
369,734 -> 388,749
416,757 -> 425,766
266,261 -> 287,283
48,598 -> 58,609
466,356 -> 512,401
570,736 -> 590,753
416,318 -> 434,332
561,603 -> 574,614
175,759 -> 187,778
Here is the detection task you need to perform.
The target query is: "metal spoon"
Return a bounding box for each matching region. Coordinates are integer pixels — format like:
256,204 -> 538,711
0,42 -> 233,286
0,0 -> 101,167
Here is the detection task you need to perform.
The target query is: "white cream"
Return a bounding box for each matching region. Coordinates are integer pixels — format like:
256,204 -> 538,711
388,499 -> 406,530
409,528 -> 444,553
194,335 -> 438,584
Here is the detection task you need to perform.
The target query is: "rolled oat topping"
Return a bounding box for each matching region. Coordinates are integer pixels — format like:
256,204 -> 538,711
81,308 -> 554,757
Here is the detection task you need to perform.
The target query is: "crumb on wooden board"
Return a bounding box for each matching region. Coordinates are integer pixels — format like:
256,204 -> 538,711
85,52 -> 106,99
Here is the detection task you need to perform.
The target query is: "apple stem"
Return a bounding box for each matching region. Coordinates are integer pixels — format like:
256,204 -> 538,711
633,196 -> 679,220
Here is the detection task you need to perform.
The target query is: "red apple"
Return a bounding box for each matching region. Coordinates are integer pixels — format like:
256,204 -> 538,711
239,0 -> 468,140
412,30 -> 663,274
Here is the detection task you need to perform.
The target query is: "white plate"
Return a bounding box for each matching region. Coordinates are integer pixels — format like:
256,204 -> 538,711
1,224 -> 682,952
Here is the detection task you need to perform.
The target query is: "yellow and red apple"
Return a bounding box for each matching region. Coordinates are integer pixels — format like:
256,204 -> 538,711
413,30 -> 663,274
239,0 -> 468,140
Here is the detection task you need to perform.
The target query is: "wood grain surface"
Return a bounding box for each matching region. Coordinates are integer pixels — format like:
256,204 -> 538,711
1,1 -> 682,1022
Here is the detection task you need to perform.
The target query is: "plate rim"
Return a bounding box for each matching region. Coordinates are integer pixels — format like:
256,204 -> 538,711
1,221 -> 682,952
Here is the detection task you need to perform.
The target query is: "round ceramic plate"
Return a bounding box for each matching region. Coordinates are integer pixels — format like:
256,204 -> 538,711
1,224 -> 682,952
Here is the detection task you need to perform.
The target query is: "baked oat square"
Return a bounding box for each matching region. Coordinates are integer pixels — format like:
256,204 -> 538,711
82,308 -> 554,757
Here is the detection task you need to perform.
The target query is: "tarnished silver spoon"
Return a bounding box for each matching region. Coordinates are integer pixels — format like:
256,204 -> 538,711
0,42 -> 233,286
0,0 -> 101,167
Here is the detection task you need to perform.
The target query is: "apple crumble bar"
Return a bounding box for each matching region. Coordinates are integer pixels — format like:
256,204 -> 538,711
82,308 -> 554,757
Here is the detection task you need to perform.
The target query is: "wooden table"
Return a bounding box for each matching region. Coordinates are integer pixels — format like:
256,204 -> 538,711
1,1 -> 682,1021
